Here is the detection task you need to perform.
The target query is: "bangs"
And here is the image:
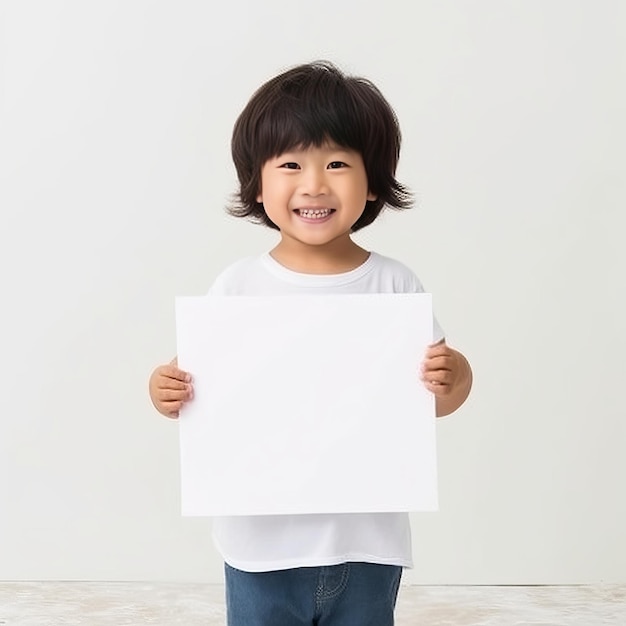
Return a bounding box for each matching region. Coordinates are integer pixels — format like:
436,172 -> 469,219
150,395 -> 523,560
254,77 -> 363,160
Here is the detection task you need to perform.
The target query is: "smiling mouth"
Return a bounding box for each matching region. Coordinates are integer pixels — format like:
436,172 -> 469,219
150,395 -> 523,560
295,208 -> 335,219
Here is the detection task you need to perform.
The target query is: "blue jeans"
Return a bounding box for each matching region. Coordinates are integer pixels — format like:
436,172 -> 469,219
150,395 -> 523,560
224,561 -> 403,626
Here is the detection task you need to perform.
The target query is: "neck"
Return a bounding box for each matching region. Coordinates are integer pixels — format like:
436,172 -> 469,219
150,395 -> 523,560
270,237 -> 370,274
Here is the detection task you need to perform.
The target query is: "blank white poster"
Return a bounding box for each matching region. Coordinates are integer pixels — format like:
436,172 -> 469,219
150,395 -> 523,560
176,294 -> 437,516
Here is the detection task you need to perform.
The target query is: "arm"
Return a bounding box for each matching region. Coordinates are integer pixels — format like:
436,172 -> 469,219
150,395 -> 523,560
421,341 -> 473,417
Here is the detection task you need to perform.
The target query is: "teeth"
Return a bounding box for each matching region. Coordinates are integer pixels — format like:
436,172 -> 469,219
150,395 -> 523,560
300,209 -> 331,219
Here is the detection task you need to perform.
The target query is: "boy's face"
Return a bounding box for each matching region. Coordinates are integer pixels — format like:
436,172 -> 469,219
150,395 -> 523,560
256,142 -> 376,252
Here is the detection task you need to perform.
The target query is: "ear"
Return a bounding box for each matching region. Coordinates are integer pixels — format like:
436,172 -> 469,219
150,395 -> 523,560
256,191 -> 263,203
367,191 -> 377,202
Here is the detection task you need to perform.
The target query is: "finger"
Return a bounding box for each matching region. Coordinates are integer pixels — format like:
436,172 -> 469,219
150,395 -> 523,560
422,355 -> 453,372
158,377 -> 190,392
421,369 -> 450,385
158,388 -> 193,402
161,400 -> 186,417
160,365 -> 192,383
427,339 -> 447,352
421,361 -> 458,385
424,343 -> 452,358
421,361 -> 453,382
423,379 -> 452,396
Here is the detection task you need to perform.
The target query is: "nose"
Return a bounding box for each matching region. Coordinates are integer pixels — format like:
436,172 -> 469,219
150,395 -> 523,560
300,168 -> 329,196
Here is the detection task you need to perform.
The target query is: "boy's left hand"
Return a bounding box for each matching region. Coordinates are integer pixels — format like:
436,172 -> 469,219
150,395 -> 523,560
420,339 -> 466,397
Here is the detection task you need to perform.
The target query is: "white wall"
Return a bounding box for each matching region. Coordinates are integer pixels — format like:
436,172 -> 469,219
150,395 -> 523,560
1,0 -> 624,584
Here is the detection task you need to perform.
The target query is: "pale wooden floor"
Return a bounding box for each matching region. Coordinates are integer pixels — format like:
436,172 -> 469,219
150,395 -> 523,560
1,582 -> 625,625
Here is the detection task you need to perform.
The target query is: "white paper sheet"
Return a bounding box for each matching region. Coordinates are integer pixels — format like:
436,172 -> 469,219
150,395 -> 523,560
175,293 -> 438,516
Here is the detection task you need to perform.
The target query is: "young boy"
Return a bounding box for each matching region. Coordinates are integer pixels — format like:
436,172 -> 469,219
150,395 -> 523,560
149,61 -> 472,626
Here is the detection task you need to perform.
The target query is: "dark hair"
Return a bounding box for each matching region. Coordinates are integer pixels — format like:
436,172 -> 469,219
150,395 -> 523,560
228,61 -> 412,231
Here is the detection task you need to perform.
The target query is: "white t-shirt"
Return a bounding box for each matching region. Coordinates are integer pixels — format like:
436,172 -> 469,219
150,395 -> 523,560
208,251 -> 444,572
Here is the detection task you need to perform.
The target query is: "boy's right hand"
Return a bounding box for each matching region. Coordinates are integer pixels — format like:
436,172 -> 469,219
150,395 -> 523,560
148,358 -> 193,419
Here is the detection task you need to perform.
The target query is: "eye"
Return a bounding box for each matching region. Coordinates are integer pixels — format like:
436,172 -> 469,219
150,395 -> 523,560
279,162 -> 300,170
328,161 -> 347,169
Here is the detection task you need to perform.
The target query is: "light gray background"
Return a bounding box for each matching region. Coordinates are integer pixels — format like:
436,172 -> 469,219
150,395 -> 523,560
1,1 -> 624,584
